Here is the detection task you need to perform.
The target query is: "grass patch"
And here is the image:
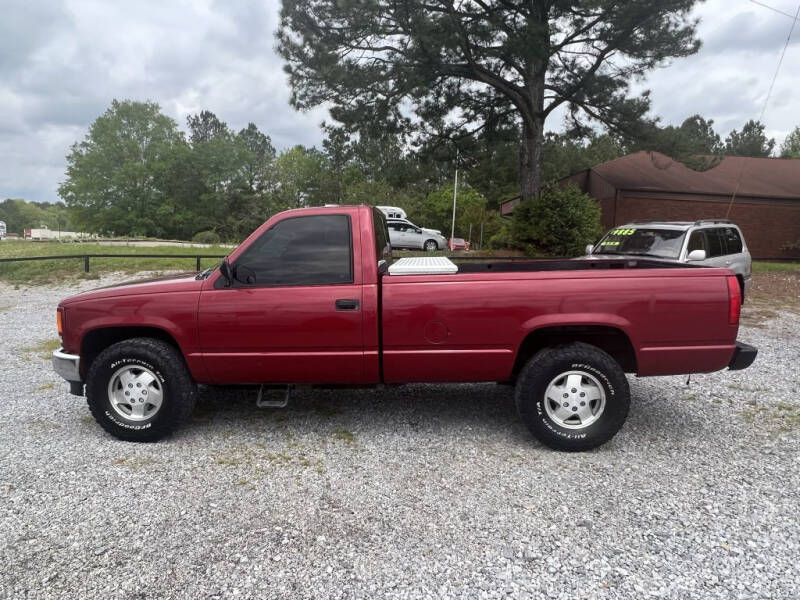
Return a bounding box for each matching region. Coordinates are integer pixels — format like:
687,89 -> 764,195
0,239 -> 228,285
752,261 -> 800,273
26,338 -> 61,359
742,402 -> 800,434
332,429 -> 355,444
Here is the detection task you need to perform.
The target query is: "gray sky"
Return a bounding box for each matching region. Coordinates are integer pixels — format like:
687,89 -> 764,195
2,0 -> 799,203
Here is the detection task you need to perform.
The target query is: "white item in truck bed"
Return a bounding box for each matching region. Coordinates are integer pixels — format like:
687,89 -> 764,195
388,256 -> 458,275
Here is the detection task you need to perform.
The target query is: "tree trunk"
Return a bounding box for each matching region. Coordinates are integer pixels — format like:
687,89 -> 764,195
519,116 -> 544,201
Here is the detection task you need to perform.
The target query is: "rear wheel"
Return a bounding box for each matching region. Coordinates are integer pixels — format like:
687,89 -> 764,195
515,342 -> 630,451
86,338 -> 197,442
424,239 -> 438,251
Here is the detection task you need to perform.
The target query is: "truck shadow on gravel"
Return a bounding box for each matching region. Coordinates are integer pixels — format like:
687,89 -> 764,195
180,381 -> 704,450
191,383 -> 530,441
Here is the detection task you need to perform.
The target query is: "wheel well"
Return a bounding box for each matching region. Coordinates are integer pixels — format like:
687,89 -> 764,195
80,327 -> 181,377
513,325 -> 637,376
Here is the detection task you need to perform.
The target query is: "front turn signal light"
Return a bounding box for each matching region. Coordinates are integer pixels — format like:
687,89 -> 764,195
57,309 -> 64,336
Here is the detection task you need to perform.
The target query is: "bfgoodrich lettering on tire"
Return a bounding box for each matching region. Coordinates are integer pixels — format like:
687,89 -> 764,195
515,342 -> 630,451
86,337 -> 197,442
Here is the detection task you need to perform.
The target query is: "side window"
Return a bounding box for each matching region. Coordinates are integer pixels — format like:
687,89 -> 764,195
234,214 -> 353,286
687,230 -> 706,253
722,227 -> 743,254
706,228 -> 725,258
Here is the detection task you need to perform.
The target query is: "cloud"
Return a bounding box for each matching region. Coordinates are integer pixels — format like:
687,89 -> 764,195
0,0 -> 327,202
1,0 -> 799,202
638,0 -> 800,142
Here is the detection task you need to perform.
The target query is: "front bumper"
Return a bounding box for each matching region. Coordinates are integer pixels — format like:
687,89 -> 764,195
728,341 -> 757,371
52,348 -> 84,395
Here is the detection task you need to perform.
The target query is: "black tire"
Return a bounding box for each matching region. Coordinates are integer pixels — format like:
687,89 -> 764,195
86,337 -> 197,442
514,342 -> 630,451
424,239 -> 438,251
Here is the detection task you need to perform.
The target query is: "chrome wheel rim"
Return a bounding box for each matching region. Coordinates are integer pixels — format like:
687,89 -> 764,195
425,241 -> 437,251
107,365 -> 164,421
544,370 -> 606,429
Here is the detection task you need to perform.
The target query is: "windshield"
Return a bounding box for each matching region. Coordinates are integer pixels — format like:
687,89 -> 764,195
593,227 -> 686,259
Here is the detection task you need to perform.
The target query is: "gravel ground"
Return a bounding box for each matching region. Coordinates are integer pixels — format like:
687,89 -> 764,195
1,274 -> 798,600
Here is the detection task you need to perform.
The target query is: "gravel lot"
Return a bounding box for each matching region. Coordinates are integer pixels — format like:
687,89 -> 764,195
1,274 -> 798,600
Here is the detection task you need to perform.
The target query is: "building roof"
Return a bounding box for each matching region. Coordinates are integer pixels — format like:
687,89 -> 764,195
587,151 -> 800,199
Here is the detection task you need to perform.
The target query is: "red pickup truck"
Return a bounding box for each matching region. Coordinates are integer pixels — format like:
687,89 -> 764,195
52,205 -> 756,451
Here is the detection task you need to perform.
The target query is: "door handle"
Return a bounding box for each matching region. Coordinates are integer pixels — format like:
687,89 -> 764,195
335,299 -> 360,311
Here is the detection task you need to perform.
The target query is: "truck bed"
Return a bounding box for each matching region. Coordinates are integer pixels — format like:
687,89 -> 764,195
380,262 -> 736,382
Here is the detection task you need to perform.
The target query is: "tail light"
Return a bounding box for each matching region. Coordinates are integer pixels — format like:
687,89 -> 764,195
727,275 -> 741,325
56,308 -> 64,336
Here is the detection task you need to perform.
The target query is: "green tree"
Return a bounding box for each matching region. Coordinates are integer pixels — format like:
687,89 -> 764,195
238,123 -> 276,193
509,184 -> 602,256
272,146 -> 338,208
59,100 -> 184,236
277,0 -> 702,200
412,185 -> 488,239
780,126 -> 800,158
723,120 -> 775,157
541,133 -> 624,184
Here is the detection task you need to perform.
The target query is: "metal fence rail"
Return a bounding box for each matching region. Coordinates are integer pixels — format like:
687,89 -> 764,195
0,254 -> 226,272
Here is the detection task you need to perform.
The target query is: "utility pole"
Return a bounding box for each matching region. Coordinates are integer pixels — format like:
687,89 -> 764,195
450,148 -> 459,246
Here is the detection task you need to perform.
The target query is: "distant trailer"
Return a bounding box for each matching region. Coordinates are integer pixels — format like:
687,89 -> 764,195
23,227 -> 93,240
376,205 -> 407,220
0,221 -> 6,239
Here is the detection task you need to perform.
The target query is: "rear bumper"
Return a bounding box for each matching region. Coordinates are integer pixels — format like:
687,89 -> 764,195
728,341 -> 757,371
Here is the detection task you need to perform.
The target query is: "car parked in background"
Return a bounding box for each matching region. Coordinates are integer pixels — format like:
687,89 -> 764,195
448,237 -> 471,251
584,220 -> 752,298
387,218 -> 448,251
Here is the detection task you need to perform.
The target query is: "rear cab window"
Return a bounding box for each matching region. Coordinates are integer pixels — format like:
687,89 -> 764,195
373,208 -> 392,269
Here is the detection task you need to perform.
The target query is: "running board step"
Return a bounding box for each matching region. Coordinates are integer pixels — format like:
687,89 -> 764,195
256,385 -> 292,408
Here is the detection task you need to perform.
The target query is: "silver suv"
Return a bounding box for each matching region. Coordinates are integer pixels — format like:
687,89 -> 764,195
387,219 -> 448,251
585,220 -> 752,298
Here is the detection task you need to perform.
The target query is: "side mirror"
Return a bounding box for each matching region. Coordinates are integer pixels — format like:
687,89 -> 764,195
687,249 -> 707,261
585,244 -> 594,255
234,264 -> 257,285
219,258 -> 233,286
416,228 -> 422,234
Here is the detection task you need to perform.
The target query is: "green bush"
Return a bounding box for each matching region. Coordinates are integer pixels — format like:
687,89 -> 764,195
192,230 -> 221,244
509,184 -> 602,257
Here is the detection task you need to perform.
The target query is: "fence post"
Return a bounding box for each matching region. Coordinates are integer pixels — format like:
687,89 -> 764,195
84,255 -> 90,273
196,256 -> 201,271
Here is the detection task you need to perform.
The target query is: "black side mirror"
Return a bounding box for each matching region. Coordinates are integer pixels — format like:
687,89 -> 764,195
219,259 -> 233,286
234,264 -> 257,285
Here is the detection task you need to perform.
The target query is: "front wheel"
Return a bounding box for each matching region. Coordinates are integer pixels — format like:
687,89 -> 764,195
424,239 -> 438,251
86,337 -> 197,442
515,342 -> 630,451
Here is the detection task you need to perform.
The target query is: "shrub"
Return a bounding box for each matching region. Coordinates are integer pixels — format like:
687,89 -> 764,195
509,184 -> 603,256
192,230 -> 221,244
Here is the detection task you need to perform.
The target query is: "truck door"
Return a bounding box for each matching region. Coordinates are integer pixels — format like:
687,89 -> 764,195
197,212 -> 365,384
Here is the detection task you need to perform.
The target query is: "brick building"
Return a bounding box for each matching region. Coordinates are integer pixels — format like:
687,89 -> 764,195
500,151 -> 800,258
